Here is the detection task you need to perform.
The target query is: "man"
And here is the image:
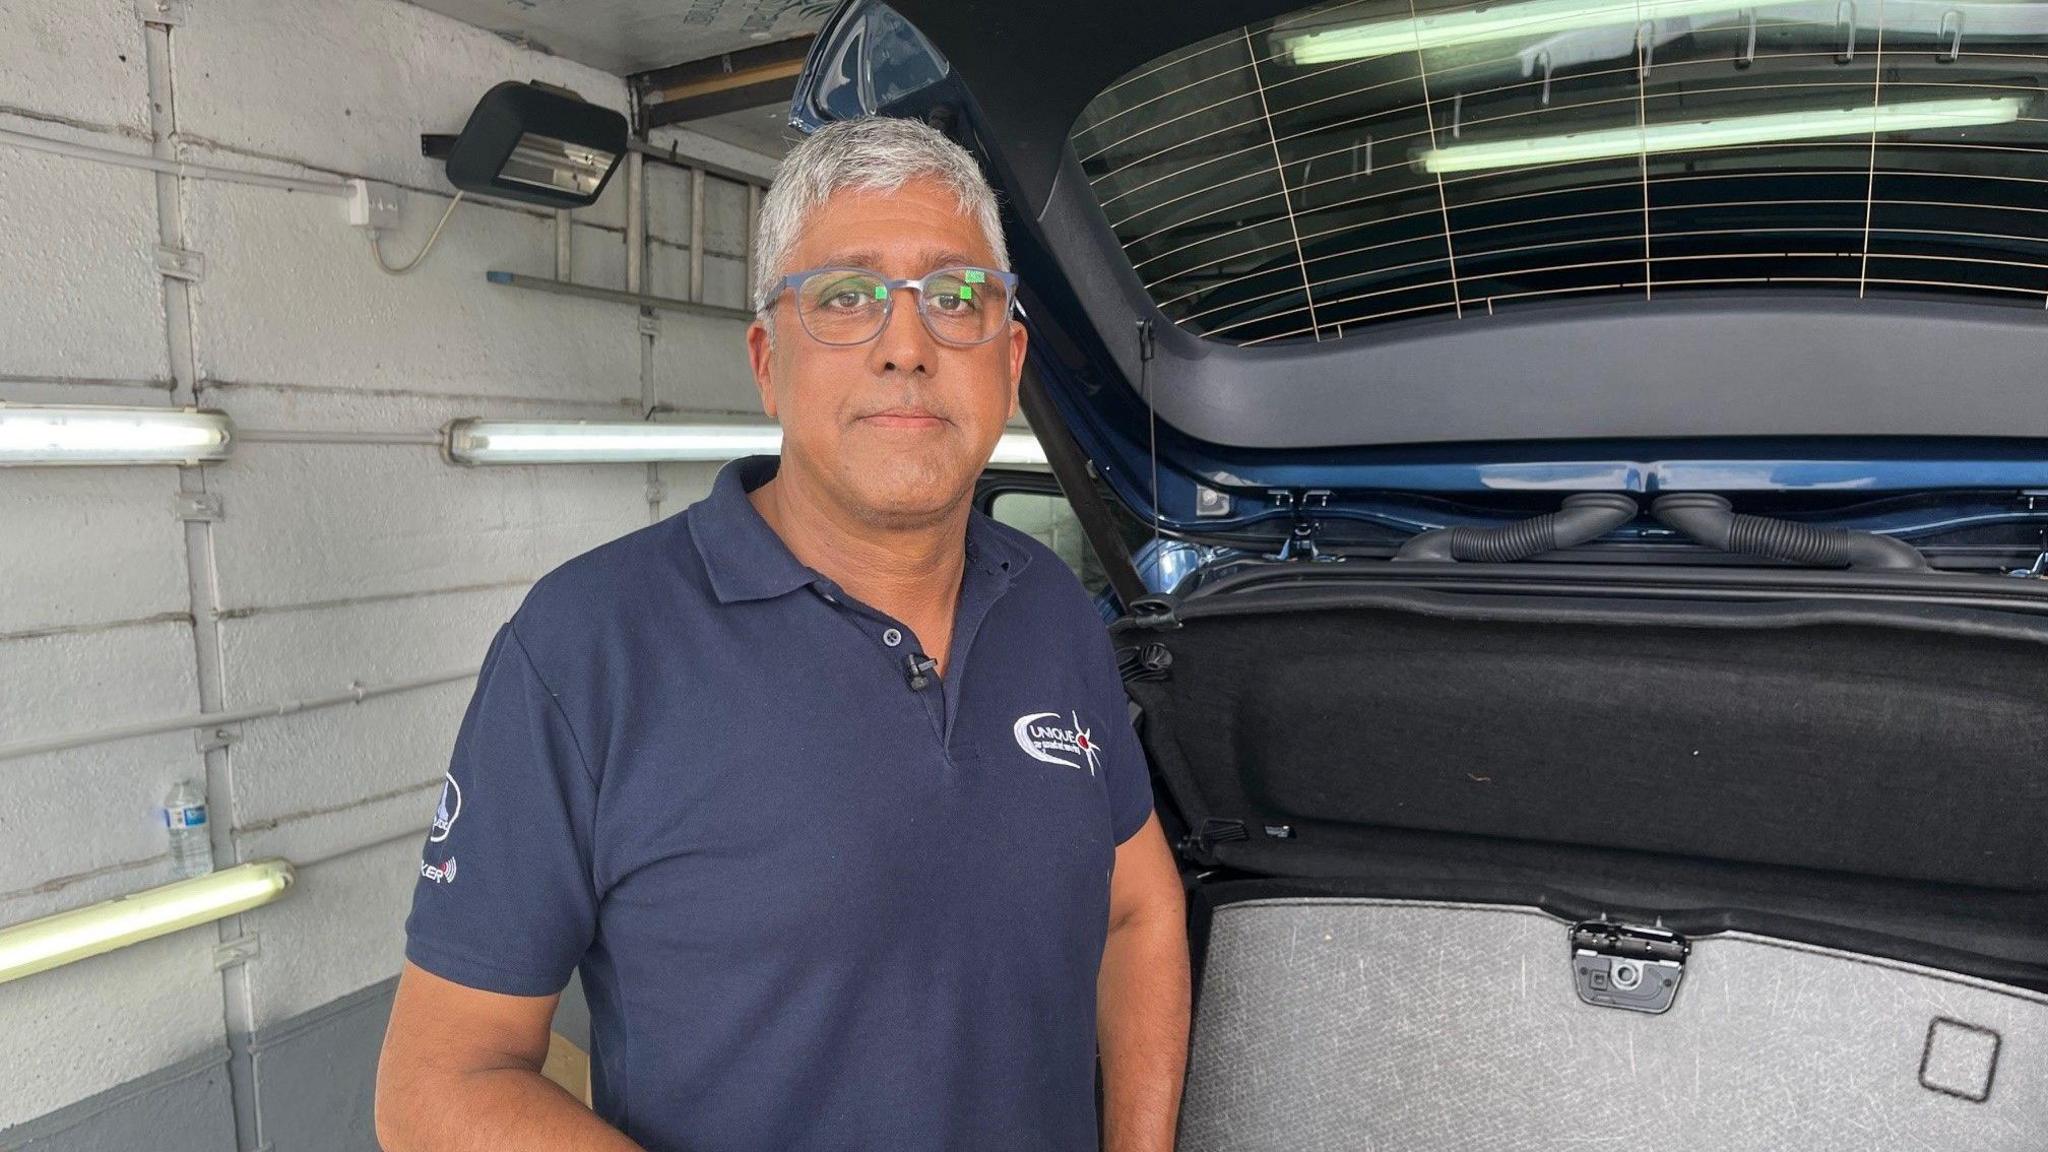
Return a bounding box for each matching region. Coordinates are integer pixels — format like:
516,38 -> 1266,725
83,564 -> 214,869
375,116 -> 1190,1152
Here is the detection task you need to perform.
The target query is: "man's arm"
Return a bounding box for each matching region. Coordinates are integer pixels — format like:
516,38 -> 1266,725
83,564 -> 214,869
375,962 -> 642,1152
1098,813 -> 1191,1152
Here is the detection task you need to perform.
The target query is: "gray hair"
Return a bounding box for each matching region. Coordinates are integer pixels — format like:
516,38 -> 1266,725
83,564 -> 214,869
751,116 -> 1009,320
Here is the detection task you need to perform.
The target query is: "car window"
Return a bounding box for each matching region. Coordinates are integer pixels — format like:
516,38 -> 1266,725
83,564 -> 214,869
989,490 -> 1112,597
1070,0 -> 2048,346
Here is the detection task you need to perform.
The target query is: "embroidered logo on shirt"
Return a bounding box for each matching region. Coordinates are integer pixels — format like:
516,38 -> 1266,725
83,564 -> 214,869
419,855 -> 458,884
429,772 -> 462,843
1013,711 -> 1101,776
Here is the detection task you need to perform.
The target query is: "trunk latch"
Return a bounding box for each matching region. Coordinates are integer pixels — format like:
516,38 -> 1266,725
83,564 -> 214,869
1177,818 -> 1249,863
1267,489 -> 1337,562
1570,921 -> 1689,1014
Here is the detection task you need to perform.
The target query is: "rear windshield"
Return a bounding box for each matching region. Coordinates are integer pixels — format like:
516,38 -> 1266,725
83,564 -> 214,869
1070,0 -> 2048,345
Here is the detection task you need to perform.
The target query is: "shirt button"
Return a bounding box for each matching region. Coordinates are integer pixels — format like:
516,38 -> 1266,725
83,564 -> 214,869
882,627 -> 903,648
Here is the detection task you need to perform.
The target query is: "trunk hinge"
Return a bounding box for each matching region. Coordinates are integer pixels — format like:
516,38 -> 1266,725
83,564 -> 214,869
1268,489 -> 1338,562
1570,920 -> 1690,1014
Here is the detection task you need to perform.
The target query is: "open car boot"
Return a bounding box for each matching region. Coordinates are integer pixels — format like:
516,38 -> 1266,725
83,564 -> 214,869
1118,585 -> 2048,1149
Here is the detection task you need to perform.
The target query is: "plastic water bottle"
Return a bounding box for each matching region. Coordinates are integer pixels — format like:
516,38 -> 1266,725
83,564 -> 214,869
161,781 -> 213,879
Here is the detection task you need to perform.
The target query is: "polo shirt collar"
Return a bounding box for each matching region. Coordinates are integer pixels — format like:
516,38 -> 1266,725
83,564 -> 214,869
690,455 -> 1031,605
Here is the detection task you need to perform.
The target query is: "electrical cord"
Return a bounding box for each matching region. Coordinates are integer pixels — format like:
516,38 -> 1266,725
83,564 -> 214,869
370,191 -> 465,275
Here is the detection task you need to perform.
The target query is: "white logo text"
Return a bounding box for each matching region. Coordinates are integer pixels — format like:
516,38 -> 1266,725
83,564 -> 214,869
1012,711 -> 1102,776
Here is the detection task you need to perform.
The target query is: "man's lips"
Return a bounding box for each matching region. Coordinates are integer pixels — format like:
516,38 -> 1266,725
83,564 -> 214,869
857,410 -> 948,429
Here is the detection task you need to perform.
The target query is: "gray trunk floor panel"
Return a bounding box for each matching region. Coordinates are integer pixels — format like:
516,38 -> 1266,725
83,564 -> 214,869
1181,899 -> 2047,1151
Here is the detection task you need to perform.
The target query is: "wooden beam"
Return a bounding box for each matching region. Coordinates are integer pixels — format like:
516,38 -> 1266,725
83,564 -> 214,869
634,36 -> 813,129
641,73 -> 800,128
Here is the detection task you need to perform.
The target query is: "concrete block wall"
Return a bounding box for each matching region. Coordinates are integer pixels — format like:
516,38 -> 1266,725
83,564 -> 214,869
0,0 -> 773,1143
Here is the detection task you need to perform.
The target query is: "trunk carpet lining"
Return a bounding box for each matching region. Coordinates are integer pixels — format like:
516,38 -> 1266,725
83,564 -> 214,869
1181,899 -> 2048,1151
1121,594 -> 2048,981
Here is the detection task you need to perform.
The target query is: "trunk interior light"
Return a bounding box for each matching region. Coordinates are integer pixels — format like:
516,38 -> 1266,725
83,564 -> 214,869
1280,0 -> 1787,63
1416,96 -> 2028,173
1278,0 -> 2048,63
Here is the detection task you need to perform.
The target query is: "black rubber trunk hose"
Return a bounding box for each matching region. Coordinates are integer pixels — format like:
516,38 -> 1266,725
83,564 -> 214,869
1650,493 -> 1928,570
1393,493 -> 1640,563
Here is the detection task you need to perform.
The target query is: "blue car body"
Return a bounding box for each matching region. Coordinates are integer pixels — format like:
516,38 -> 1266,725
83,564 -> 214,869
789,0 -> 2048,596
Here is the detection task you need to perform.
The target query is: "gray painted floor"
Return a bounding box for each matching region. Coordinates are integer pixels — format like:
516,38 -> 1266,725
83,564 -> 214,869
3,979 -> 397,1152
2,972 -> 596,1152
3,1049 -> 238,1152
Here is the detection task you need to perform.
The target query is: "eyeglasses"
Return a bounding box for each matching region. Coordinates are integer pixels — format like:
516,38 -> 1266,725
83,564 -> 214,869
767,265 -> 1019,347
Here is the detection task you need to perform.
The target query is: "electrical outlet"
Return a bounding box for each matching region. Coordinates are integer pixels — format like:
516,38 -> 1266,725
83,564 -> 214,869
346,178 -> 403,230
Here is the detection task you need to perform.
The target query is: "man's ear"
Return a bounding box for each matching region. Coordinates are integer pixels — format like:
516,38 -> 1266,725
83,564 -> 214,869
746,319 -> 779,420
1005,318 -> 1028,421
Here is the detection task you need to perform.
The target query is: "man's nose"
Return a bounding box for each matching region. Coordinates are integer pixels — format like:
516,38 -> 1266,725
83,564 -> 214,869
867,288 -> 936,375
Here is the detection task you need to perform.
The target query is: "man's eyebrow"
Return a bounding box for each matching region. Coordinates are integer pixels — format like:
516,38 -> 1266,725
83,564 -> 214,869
915,249 -> 977,270
812,249 -> 983,273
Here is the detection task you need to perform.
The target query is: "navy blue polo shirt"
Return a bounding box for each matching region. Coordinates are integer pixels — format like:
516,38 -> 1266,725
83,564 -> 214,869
403,455 -> 1153,1152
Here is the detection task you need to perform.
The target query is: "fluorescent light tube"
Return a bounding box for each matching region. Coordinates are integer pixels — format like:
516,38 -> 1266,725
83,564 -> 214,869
0,860 -> 294,986
446,420 -> 784,464
990,432 -> 1049,466
1417,96 -> 2027,173
0,404 -> 233,465
1280,0 -> 1768,63
446,420 -> 1049,467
